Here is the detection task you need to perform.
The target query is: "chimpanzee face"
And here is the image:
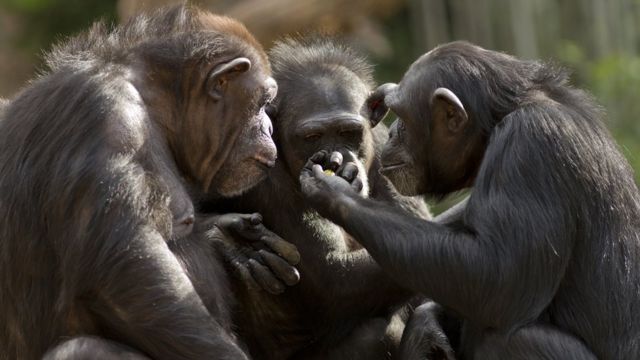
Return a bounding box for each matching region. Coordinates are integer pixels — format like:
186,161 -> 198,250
134,31 -> 278,198
373,52 -> 482,198
205,54 -> 279,197
275,67 -> 374,183
377,69 -> 432,196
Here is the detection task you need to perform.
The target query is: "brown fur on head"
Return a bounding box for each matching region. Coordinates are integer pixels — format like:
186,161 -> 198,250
195,11 -> 267,65
53,5 -> 278,197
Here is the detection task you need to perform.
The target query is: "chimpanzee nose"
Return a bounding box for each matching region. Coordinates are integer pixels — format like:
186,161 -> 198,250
261,115 -> 273,136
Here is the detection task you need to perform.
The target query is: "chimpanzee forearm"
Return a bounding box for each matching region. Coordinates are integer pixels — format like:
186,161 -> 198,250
44,337 -> 149,360
287,212 -> 412,306
95,230 -> 247,360
237,177 -> 413,307
321,192 -> 566,329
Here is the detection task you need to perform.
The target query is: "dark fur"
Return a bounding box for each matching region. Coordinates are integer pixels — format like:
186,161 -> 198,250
300,41 -> 640,359
214,37 -> 430,360
0,5 -> 278,360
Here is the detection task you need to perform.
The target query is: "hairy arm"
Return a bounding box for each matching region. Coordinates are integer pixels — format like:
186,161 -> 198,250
237,166 -> 413,309
61,158 -> 247,360
300,114 -> 575,329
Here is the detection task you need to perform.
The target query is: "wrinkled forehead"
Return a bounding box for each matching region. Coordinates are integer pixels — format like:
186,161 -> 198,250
282,69 -> 369,115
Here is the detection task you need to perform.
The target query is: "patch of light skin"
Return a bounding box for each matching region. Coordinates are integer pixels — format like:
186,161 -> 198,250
346,150 -> 370,198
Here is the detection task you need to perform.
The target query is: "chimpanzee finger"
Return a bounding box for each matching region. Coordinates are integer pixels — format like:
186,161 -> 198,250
300,164 -> 313,185
310,150 -> 329,164
248,213 -> 262,226
337,162 -> 359,182
248,259 -> 286,294
259,234 -> 301,265
258,250 -> 300,286
327,151 -> 343,171
219,213 -> 257,234
236,222 -> 300,264
230,221 -> 265,242
311,164 -> 325,179
351,178 -> 364,193
225,217 -> 265,242
229,258 -> 261,292
302,151 -> 329,176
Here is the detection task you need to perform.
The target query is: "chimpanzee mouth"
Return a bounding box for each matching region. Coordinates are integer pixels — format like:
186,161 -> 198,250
380,162 -> 406,172
251,154 -> 276,169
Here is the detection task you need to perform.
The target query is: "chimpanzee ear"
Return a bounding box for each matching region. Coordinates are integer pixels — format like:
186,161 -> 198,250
207,57 -> 252,101
364,83 -> 396,127
430,87 -> 468,133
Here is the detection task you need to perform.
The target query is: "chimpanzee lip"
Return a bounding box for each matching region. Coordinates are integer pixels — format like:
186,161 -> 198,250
252,155 -> 276,168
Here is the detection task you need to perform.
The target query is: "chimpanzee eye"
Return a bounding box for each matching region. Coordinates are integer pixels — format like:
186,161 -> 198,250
339,129 -> 362,144
304,134 -> 322,142
265,102 -> 277,118
339,129 -> 359,137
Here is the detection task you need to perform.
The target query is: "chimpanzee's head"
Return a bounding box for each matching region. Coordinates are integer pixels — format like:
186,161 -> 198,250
124,6 -> 278,197
367,41 -> 533,197
268,36 -> 386,194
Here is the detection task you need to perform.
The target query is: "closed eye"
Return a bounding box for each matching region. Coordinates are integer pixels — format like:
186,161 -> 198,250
339,129 -> 361,137
265,102 -> 277,118
304,134 -> 322,142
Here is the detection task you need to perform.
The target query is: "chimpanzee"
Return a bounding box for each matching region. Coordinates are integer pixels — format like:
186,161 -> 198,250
214,36 -> 434,360
299,41 -> 640,359
0,98 -> 8,120
0,6 -> 299,360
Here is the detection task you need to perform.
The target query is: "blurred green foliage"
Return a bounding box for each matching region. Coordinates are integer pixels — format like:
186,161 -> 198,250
0,0 -> 637,211
1,0 -> 117,53
558,41 -> 640,184
372,10 -> 640,212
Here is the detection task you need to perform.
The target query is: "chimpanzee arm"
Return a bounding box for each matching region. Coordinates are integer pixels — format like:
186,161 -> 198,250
300,111 -> 575,330
44,337 -> 149,360
278,201 -> 410,304
93,231 -> 244,359
59,160 -> 248,360
238,172 -> 412,306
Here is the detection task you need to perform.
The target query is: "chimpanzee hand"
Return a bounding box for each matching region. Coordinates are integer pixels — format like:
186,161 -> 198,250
299,150 -> 364,216
205,213 -> 301,294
